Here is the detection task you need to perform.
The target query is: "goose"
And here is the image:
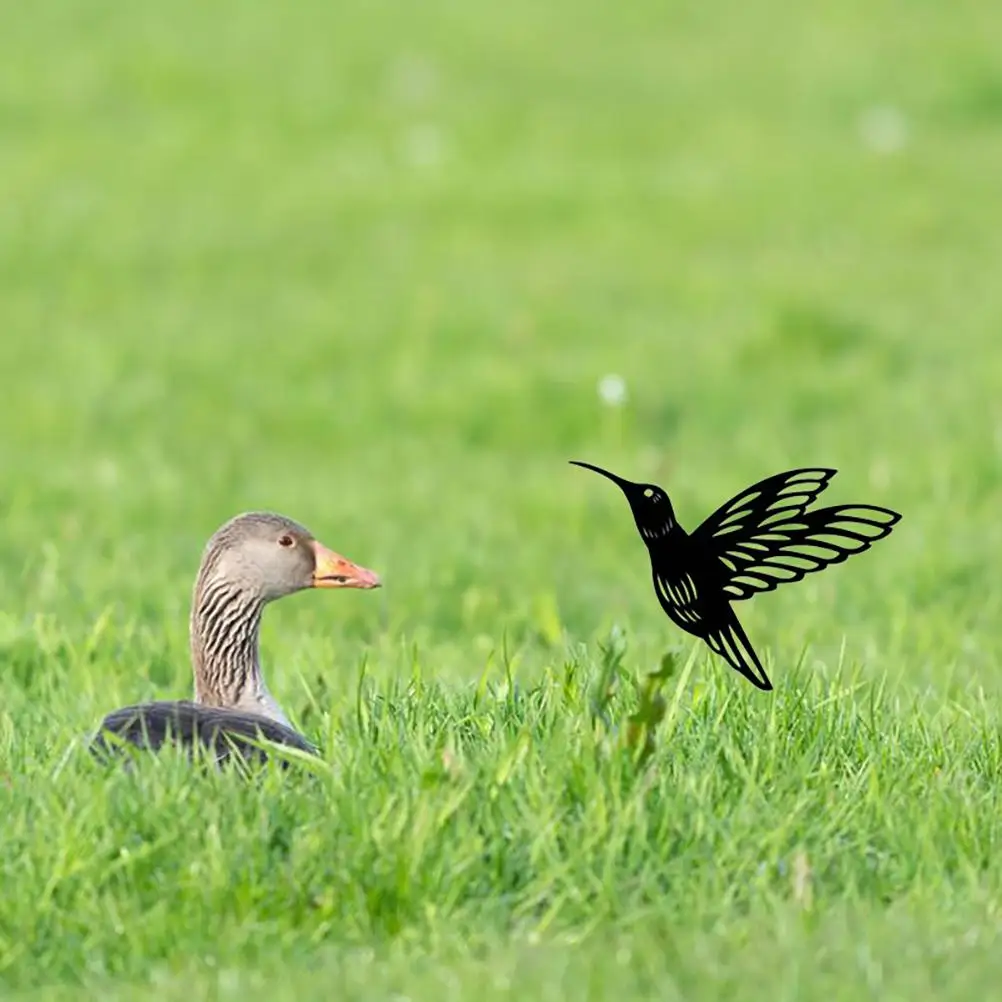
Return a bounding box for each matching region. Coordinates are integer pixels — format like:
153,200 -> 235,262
90,512 -> 380,765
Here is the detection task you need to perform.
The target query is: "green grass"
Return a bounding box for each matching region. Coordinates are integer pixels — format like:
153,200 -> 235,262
3,0 -> 1002,997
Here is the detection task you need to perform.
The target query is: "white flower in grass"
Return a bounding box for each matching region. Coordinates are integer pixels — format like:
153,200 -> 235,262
403,123 -> 445,168
597,373 -> 628,407
869,457 -> 890,490
859,105 -> 909,154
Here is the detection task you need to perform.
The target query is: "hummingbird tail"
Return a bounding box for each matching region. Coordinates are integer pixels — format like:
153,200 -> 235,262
704,615 -> 772,691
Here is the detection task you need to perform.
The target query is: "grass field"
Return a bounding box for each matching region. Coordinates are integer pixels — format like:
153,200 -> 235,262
3,0 -> 1002,997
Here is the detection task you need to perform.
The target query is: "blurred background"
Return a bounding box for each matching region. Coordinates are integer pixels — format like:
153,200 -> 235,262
2,0 -> 1001,721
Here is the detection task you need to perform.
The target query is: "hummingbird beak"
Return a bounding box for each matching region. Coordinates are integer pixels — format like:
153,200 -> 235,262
569,460 -> 635,491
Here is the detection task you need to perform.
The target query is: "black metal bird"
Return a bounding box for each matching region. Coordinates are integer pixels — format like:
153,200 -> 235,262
571,463 -> 901,691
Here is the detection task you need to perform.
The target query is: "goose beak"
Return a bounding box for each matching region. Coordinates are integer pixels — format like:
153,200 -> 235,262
311,541 -> 382,589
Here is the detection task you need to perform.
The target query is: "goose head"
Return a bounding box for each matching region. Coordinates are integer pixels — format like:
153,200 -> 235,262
199,512 -> 381,603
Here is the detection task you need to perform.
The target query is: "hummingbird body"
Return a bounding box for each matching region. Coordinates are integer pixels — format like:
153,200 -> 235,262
572,462 -> 901,691
641,517 -> 768,688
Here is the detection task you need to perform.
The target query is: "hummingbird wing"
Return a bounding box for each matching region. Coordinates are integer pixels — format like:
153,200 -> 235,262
690,468 -> 900,601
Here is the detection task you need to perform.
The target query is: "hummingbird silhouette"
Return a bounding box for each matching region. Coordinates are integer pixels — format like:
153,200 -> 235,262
571,463 -> 901,691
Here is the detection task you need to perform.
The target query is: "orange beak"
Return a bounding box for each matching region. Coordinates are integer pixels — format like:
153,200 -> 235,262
311,541 -> 382,589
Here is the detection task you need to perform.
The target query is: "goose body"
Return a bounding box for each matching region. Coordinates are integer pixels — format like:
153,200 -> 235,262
91,701 -> 317,765
91,512 -> 380,766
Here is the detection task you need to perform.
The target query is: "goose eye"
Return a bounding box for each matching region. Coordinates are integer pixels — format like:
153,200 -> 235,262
278,534 -> 295,548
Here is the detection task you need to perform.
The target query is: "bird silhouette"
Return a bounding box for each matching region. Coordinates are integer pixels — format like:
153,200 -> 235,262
571,463 -> 901,691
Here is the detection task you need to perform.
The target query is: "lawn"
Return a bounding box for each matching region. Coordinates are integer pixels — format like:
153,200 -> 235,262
2,0 -> 1002,997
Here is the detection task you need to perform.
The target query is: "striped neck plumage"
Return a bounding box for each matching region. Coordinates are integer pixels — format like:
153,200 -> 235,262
640,514 -> 677,543
189,573 -> 291,728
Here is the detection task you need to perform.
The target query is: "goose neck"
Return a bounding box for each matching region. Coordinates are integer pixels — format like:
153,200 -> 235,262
189,576 -> 290,727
